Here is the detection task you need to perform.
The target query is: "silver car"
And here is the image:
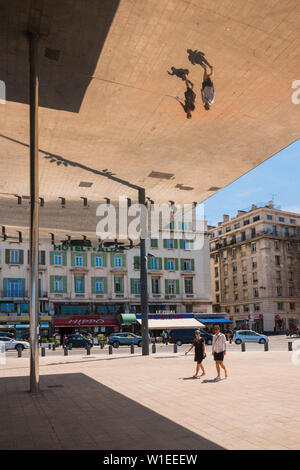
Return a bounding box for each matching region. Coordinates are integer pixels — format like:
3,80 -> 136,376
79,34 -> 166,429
233,330 -> 269,344
0,336 -> 30,351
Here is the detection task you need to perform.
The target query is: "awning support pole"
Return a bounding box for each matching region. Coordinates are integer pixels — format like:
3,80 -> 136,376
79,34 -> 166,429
138,188 -> 149,355
28,31 -> 40,393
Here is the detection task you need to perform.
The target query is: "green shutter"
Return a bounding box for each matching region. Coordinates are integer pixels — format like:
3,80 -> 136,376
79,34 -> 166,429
3,278 -> 8,296
5,249 -> 10,264
120,277 -> 124,293
148,257 -> 151,269
176,279 -> 180,294
180,240 -> 184,249
164,258 -> 168,270
50,276 -> 55,293
71,252 -> 75,266
174,239 -> 178,249
165,279 -> 169,294
159,257 -> 162,270
62,252 -> 67,266
191,259 -> 195,271
181,259 -> 185,270
130,279 -> 135,294
19,250 -> 24,264
110,254 -> 114,267
83,253 -> 87,267
122,254 -> 126,267
151,238 -> 158,248
91,253 -> 95,267
50,252 -> 54,265
103,277 -> 108,294
62,276 -> 67,293
175,258 -> 179,270
91,277 -> 96,294
103,254 -> 107,267
190,279 -> 194,294
163,239 -> 167,249
134,256 -> 140,269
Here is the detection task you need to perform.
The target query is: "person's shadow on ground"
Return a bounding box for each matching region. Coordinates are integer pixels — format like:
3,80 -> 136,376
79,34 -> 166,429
187,49 -> 212,69
167,66 -> 190,80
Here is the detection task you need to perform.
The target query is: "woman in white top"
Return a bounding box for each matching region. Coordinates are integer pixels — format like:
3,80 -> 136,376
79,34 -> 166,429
212,325 -> 228,381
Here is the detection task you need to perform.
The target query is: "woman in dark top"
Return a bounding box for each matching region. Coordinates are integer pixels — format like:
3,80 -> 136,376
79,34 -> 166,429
185,330 -> 206,378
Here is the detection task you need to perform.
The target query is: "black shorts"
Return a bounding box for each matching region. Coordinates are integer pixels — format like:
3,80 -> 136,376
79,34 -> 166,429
214,352 -> 224,362
202,78 -> 213,88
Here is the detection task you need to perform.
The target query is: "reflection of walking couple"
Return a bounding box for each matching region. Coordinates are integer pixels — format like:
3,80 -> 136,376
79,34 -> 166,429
185,325 -> 227,382
174,49 -> 215,119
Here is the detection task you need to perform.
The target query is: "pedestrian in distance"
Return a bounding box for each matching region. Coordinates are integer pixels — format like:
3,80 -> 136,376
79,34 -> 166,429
185,330 -> 206,378
175,76 -> 196,119
212,325 -> 227,381
201,64 -> 215,111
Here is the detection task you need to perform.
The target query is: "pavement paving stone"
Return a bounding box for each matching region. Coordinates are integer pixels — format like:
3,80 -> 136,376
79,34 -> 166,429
1,349 -> 299,450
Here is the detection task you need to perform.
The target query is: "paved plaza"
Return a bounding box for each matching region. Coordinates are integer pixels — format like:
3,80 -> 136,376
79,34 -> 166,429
1,341 -> 300,450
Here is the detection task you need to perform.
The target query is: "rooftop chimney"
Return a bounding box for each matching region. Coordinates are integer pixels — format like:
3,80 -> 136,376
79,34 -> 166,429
251,204 -> 257,211
268,200 -> 274,209
237,210 -> 247,217
223,214 -> 229,222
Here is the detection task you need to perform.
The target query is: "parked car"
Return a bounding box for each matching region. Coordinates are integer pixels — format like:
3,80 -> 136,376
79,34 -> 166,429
0,336 -> 30,351
66,334 -> 93,348
107,332 -> 142,348
0,332 -> 14,339
233,330 -> 269,344
169,328 -> 213,346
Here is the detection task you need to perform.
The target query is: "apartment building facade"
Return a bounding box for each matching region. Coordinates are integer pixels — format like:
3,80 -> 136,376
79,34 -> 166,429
209,202 -> 300,332
0,234 -> 212,338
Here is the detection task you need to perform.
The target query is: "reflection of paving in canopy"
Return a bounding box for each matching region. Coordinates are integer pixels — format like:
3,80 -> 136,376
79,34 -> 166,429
0,0 -> 299,235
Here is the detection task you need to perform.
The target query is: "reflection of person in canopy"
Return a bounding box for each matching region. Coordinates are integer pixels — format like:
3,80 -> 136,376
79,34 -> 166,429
175,76 -> 196,119
201,65 -> 215,111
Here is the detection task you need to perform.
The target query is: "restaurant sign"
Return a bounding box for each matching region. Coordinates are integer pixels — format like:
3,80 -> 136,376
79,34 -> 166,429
54,316 -> 119,327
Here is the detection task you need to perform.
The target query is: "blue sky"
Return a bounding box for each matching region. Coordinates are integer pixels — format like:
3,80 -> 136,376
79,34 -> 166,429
202,139 -> 300,227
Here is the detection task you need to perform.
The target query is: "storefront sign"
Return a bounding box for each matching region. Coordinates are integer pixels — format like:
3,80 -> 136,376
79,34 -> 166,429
54,316 -> 119,328
53,245 -> 123,253
0,316 -> 52,322
136,313 -> 194,320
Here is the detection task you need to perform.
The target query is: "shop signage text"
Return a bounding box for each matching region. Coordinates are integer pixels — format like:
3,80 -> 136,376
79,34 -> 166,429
53,245 -> 123,253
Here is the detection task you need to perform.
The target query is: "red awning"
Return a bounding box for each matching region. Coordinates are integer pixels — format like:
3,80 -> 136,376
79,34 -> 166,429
54,316 -> 119,327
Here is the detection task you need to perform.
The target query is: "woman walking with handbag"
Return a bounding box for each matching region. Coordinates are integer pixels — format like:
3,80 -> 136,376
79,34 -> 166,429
185,330 -> 206,378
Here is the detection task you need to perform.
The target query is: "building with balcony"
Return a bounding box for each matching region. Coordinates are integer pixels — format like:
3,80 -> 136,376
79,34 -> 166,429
0,232 -> 212,338
208,202 -> 300,332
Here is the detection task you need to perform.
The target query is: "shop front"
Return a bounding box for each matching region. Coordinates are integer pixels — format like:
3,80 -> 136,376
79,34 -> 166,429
135,313 -> 204,338
53,315 -> 120,341
0,315 -> 52,339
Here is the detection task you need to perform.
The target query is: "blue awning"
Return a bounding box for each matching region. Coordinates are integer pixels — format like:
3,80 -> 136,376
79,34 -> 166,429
196,318 -> 231,324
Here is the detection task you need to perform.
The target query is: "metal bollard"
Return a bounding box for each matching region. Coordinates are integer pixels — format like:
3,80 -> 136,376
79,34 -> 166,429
41,347 -> 46,357
48,344 -> 51,350
109,345 -> 113,355
173,343 -> 178,353
130,344 -> 134,354
264,342 -> 269,352
17,347 -> 22,358
288,342 -> 293,351
86,345 -> 91,355
152,343 -> 156,354
69,343 -> 72,350
52,343 -> 56,351
241,343 -> 246,352
64,347 -> 68,356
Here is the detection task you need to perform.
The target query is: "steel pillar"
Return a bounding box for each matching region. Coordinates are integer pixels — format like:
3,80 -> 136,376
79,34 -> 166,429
28,32 -> 40,393
139,188 -> 149,356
